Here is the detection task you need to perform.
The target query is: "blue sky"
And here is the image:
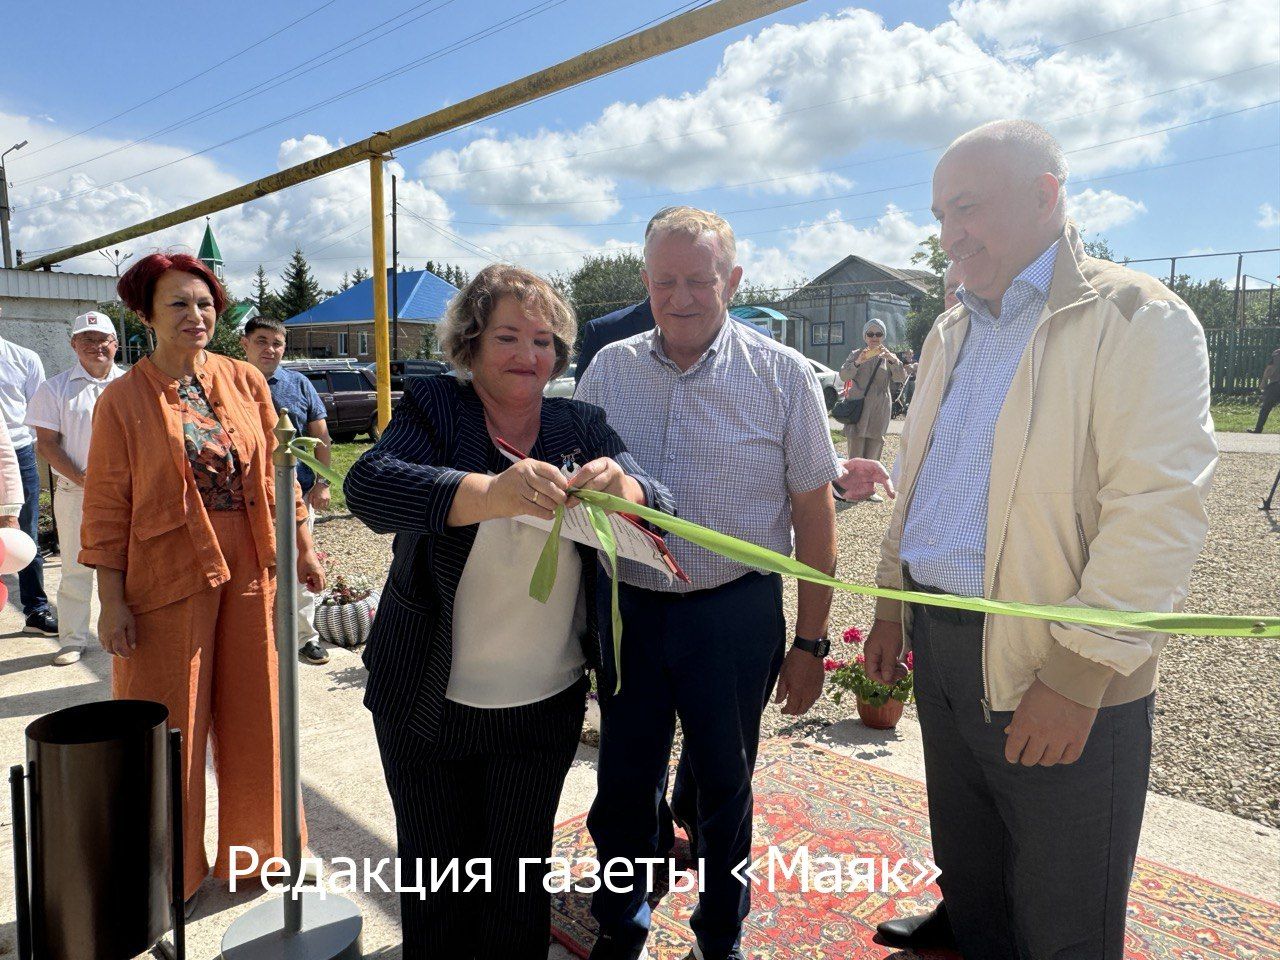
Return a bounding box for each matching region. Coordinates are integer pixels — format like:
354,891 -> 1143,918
3,0 -> 1278,292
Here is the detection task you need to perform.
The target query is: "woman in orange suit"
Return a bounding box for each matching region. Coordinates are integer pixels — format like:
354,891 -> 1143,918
80,252 -> 325,914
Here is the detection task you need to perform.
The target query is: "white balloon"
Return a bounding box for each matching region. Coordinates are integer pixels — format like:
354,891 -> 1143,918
0,528 -> 37,575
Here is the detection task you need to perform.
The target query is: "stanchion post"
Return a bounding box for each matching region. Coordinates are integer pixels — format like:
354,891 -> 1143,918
274,411 -> 303,934
10,764 -> 31,960
219,412 -> 362,958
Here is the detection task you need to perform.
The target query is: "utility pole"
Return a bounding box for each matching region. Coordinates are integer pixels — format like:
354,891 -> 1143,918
391,174 -> 400,361
0,140 -> 29,269
98,247 -> 133,277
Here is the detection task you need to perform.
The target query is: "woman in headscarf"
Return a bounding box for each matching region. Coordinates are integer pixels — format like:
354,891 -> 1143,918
838,319 -> 906,500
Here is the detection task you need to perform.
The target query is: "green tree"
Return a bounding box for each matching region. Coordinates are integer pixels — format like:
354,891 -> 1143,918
277,248 -> 323,320
351,266 -> 371,285
1167,274 -> 1269,328
252,264 -> 281,320
1083,236 -> 1120,261
339,271 -> 352,292
563,251 -> 648,325
906,234 -> 947,353
98,301 -> 148,364
732,278 -> 801,306
425,260 -> 470,289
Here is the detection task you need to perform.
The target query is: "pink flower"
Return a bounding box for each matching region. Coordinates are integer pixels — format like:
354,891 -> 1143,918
854,654 -> 866,666
905,651 -> 914,670
823,657 -> 847,672
842,626 -> 865,646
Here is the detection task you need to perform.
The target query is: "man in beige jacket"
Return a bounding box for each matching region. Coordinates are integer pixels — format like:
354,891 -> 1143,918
863,120 -> 1217,958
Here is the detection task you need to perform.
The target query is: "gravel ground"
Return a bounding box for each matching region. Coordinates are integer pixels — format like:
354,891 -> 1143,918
315,437 -> 1280,828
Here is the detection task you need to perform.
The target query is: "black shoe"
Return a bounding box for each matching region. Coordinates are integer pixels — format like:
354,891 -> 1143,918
23,610 -> 58,637
1247,427 -> 1263,433
299,640 -> 330,665
875,902 -> 955,949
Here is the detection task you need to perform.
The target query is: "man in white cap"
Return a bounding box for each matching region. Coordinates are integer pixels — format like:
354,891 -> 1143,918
25,311 -> 124,665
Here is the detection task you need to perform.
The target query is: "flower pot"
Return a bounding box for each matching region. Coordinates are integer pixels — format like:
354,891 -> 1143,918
315,591 -> 380,649
857,696 -> 904,730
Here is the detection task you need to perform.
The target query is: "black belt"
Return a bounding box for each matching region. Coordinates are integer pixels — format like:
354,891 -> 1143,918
902,564 -> 984,627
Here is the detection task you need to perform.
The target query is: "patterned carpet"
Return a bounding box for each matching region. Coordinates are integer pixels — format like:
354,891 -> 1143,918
550,740 -> 1280,959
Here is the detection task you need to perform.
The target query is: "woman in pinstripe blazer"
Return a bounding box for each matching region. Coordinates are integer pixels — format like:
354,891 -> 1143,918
345,265 -> 674,959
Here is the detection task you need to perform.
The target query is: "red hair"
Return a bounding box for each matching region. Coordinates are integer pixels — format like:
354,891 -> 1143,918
117,252 -> 226,318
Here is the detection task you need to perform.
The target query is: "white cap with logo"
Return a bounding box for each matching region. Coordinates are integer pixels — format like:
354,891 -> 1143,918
71,311 -> 118,340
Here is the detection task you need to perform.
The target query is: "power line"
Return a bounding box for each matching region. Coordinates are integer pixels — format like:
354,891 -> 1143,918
333,142 -> 1280,263
398,99 -> 1280,229
452,60 -> 1280,210
12,0 -> 579,213
18,0 -> 463,186
20,0 -> 343,160
13,0 -> 1237,214
411,0 -> 1237,183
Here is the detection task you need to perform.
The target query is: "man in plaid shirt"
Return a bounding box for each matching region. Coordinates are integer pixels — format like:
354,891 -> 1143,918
578,206 -> 890,960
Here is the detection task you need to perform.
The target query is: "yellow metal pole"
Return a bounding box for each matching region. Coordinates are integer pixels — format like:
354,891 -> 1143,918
369,156 -> 392,433
20,0 -> 804,271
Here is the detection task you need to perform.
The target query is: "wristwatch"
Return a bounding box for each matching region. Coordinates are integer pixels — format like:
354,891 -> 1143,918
792,634 -> 830,658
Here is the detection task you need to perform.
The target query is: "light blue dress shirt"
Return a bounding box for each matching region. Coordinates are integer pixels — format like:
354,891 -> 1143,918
577,318 -> 840,592
900,240 -> 1059,596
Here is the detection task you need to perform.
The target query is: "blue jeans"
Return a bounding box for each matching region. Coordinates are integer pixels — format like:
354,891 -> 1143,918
589,573 -> 786,960
16,444 -> 49,616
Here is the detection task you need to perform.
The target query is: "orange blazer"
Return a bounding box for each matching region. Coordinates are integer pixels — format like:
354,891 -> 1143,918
80,353 -> 307,615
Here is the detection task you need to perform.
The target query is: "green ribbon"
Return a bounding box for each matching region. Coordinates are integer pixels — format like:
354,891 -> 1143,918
288,437 -> 345,486
286,440 -> 1280,695
543,488 -> 1280,640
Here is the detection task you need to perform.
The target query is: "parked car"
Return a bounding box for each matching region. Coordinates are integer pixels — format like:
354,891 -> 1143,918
283,360 -> 402,442
808,358 -> 840,411
544,362 -> 577,398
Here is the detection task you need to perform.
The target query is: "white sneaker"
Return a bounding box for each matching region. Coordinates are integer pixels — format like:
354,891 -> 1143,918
52,645 -> 84,666
866,493 -> 885,503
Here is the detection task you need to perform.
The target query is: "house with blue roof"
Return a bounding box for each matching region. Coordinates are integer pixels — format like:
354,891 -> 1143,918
283,267 -> 459,360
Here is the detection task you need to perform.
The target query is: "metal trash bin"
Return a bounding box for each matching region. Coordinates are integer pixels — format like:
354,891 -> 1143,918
10,699 -> 184,960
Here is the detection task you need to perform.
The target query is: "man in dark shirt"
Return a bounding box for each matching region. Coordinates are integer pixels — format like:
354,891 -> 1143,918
575,299 -> 655,384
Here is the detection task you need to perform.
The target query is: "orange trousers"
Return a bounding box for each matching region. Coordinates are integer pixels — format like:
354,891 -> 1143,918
113,511 -> 306,899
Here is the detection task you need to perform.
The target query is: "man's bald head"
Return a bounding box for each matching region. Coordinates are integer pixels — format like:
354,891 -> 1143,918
944,120 -> 1068,196
931,120 -> 1067,313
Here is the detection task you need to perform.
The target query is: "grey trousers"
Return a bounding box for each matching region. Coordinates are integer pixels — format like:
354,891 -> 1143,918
911,606 -> 1153,960
845,433 -> 885,462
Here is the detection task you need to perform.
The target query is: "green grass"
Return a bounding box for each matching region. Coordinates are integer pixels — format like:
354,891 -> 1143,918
1211,401 -> 1276,434
325,441 -> 372,513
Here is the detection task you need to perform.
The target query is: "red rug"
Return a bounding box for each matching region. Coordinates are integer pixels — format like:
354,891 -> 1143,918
550,739 -> 1280,959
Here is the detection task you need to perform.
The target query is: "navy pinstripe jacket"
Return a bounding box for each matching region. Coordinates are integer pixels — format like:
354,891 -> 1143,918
344,374 -> 674,740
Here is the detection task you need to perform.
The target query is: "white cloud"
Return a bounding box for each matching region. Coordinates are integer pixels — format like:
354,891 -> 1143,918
739,204 -> 935,289
5,0 -> 1274,291
0,115 -> 454,294
1258,203 -> 1280,228
418,0 -> 1277,218
1069,187 -> 1146,232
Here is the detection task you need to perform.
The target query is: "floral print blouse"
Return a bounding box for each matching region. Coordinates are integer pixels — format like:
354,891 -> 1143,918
176,376 -> 245,511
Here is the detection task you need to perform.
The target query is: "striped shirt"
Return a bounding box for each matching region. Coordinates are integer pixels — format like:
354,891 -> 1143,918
900,240 -> 1059,596
577,318 -> 840,592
